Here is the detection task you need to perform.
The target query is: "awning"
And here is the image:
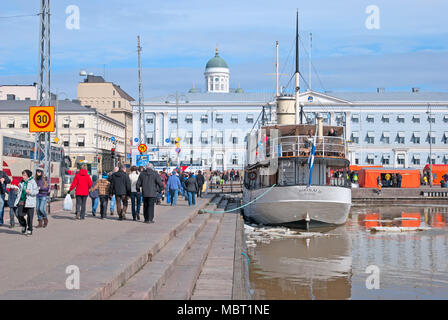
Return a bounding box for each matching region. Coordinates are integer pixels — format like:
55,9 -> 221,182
413,114 -> 420,119
201,131 -> 208,138
428,115 -> 436,120
216,131 -> 223,138
215,114 -> 223,120
397,132 -> 405,138
382,131 -> 390,137
77,136 -> 85,143
444,115 -> 448,120
232,154 -> 239,159
186,131 -> 193,138
430,154 -> 436,159
413,154 -> 420,159
231,131 -> 238,138
231,114 -> 238,120
21,119 -> 28,124
352,114 -> 359,119
382,114 -> 390,119
413,131 -> 421,137
397,154 -> 405,160
444,132 -> 448,138
352,132 -> 359,138
445,154 -> 448,160
367,132 -> 375,138
7,119 -> 14,125
216,153 -> 223,159
147,132 -> 154,138
247,114 -> 254,120
429,132 -> 436,138
367,114 -> 374,119
185,114 -> 193,120
170,115 -> 177,120
201,114 -> 208,120
383,154 -> 390,159
397,114 -> 405,119
367,154 -> 375,159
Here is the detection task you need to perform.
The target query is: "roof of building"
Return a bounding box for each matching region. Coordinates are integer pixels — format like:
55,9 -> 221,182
205,48 -> 229,69
81,75 -> 135,101
326,91 -> 448,102
141,92 -> 275,104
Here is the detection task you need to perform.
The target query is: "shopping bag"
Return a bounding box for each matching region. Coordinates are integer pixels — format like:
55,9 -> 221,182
63,194 -> 73,211
202,182 -> 206,193
166,191 -> 171,204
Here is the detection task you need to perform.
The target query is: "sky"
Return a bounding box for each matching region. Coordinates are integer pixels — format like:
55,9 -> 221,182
1,0 -> 448,99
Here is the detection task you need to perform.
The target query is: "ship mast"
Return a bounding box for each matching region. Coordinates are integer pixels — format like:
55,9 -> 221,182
294,10 -> 302,124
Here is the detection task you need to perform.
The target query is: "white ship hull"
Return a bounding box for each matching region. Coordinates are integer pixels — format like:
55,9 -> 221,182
243,185 -> 351,225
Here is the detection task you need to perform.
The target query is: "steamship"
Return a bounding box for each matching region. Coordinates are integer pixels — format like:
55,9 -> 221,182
242,13 -> 351,227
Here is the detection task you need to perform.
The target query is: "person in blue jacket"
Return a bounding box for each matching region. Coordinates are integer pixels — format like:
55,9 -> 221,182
166,171 -> 182,206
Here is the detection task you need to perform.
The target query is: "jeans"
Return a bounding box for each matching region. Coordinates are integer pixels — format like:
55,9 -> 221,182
143,197 -> 156,222
110,195 -> 115,213
75,195 -> 88,218
36,196 -> 47,220
169,189 -> 178,206
17,206 -> 34,231
99,196 -> 109,218
0,194 -> 5,225
187,191 -> 196,206
130,192 -> 141,218
9,207 -> 17,227
90,196 -> 99,214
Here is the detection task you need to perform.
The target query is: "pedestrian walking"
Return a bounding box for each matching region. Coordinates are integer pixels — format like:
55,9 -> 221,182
392,174 -> 398,188
129,166 -> 141,221
136,163 -> 163,223
110,164 -> 131,221
89,175 -> 99,217
196,170 -> 205,198
90,173 -> 111,219
0,168 -> 11,226
69,164 -> 93,220
35,169 -> 50,228
166,170 -> 182,206
108,167 -> 118,215
397,173 -> 402,188
15,170 -> 38,235
185,172 -> 199,206
6,181 -> 19,228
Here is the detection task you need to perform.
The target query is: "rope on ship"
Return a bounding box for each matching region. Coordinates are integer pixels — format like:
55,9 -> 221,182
200,184 -> 277,214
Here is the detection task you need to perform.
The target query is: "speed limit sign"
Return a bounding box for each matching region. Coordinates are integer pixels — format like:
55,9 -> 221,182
29,106 -> 55,132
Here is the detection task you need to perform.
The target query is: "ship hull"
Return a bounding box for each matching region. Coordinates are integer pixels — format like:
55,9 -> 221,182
243,185 -> 351,226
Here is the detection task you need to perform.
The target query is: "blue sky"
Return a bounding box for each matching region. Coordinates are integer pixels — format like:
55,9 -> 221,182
1,0 -> 448,99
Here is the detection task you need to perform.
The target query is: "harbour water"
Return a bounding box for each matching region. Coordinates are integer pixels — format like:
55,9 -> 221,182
246,204 -> 448,299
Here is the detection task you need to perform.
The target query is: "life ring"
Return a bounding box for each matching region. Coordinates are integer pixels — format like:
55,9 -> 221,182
248,171 -> 257,181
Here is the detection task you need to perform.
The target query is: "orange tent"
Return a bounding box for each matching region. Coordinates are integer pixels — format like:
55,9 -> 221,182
358,168 -> 421,188
423,164 -> 448,185
349,165 -> 382,172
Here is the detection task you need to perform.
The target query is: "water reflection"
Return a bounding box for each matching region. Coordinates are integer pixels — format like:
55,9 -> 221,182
248,205 -> 448,299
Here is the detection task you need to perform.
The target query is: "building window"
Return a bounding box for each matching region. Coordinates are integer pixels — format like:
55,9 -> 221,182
217,137 -> 223,144
201,115 -> 208,124
186,137 -> 193,144
414,137 -> 421,144
77,138 -> 85,147
413,158 -> 420,165
397,115 -> 405,123
170,117 -> 178,124
367,115 -> 374,123
397,136 -> 405,144
216,116 -> 223,123
231,115 -> 238,124
352,137 -> 359,144
147,137 -> 154,145
413,115 -> 420,123
367,158 -> 374,165
232,137 -> 238,144
118,101 -> 121,108
428,134 -> 436,144
382,158 -> 390,165
78,121 -> 85,129
397,158 -> 405,165
7,120 -> 14,128
113,101 -> 116,108
352,115 -> 359,123
185,115 -> 193,124
383,137 -> 390,144
428,116 -> 436,123
21,122 -> 28,129
367,135 -> 374,144
146,118 -> 154,124
63,140 -> 69,147
63,122 -> 69,128
232,157 -> 238,165
247,115 -> 254,123
382,115 -> 389,123
355,158 -> 359,165
113,90 -> 115,96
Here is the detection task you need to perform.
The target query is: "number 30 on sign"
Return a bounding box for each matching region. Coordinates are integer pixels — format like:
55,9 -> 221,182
29,106 -> 55,132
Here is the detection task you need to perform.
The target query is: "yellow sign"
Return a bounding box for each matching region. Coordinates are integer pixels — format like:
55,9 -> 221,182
29,106 -> 55,132
175,137 -> 181,142
54,137 -> 59,143
175,143 -> 180,148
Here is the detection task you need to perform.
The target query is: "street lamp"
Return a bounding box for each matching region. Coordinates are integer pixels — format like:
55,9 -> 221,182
165,92 -> 189,167
55,90 -> 68,139
64,116 -> 72,168
426,103 -> 433,187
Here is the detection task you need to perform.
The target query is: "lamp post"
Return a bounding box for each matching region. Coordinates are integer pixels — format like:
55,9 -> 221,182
426,103 -> 433,187
165,92 -> 188,167
64,116 -> 72,168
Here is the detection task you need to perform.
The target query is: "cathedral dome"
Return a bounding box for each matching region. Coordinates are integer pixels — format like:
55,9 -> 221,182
205,48 -> 228,69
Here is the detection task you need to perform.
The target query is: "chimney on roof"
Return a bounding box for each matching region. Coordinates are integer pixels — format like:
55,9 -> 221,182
377,88 -> 385,93
412,87 -> 420,93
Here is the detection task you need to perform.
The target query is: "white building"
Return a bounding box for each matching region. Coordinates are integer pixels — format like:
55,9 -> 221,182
0,84 -> 37,101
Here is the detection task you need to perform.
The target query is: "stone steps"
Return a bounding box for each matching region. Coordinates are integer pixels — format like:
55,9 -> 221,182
154,214 -> 224,300
109,212 -> 211,300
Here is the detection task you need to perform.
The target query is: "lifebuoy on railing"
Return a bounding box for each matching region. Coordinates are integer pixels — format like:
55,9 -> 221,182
248,171 -> 257,181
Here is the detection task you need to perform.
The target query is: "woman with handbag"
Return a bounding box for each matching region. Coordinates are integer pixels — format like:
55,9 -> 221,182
15,170 -> 39,236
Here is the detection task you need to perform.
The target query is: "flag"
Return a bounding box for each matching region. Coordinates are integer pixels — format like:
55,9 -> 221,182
308,142 -> 316,186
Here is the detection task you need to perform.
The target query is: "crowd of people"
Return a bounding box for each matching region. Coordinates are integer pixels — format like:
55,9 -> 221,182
209,169 -> 241,188
68,163 -> 208,226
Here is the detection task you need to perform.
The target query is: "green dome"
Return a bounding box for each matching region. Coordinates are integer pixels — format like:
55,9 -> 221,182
206,49 -> 228,69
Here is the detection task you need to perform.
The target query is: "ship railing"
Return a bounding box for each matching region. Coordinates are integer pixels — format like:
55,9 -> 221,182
271,135 -> 346,158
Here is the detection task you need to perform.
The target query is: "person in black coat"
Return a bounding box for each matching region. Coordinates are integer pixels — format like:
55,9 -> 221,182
196,170 -> 205,198
136,163 -> 163,223
0,170 -> 11,226
109,164 -> 131,220
185,172 -> 199,206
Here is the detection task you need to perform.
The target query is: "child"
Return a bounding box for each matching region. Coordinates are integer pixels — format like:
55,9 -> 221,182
7,181 -> 19,228
90,173 -> 111,219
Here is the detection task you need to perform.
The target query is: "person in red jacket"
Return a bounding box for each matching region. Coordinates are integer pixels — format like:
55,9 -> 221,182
69,164 -> 93,220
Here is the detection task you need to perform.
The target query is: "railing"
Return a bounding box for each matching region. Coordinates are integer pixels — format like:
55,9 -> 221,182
208,181 -> 243,194
270,135 -> 346,159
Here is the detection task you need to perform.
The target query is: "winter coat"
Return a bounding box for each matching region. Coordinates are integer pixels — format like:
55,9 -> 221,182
110,171 -> 131,196
89,181 -> 99,198
129,171 -> 140,193
92,179 -> 110,197
196,174 -> 205,187
69,169 -> 93,196
166,175 -> 182,191
14,178 -> 39,208
0,171 -> 11,195
36,177 -> 50,198
136,168 -> 163,198
185,176 -> 199,193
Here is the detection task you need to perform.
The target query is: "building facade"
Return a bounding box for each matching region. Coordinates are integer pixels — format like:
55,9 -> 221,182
0,100 -> 126,172
77,75 -> 134,161
0,84 -> 37,101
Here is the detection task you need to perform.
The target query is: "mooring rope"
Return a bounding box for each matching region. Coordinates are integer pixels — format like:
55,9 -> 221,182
200,184 -> 277,214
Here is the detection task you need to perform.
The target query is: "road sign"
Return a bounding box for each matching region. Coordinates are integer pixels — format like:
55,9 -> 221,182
110,137 -> 116,142
165,138 -> 170,143
175,137 -> 181,142
175,148 -> 181,153
138,144 -> 148,153
54,137 -> 59,143
136,154 -> 149,167
175,143 -> 180,148
29,106 -> 55,132
152,148 -> 159,152
134,137 -> 139,143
